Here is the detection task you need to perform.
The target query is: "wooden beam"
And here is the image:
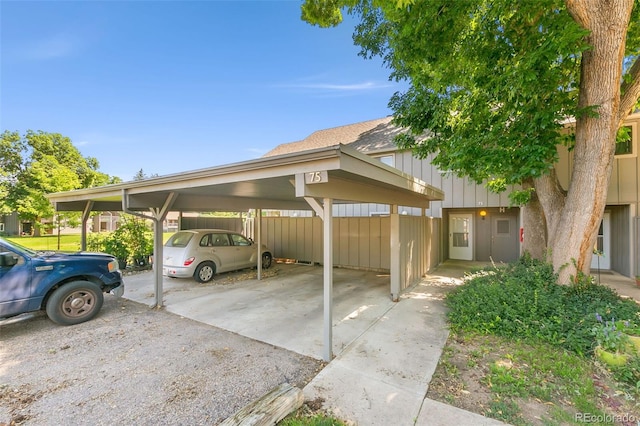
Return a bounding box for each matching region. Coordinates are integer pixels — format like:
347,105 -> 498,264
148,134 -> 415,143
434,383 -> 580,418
219,383 -> 303,426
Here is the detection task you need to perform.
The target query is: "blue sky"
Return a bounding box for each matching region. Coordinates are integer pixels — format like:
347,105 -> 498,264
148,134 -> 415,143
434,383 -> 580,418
1,1 -> 406,181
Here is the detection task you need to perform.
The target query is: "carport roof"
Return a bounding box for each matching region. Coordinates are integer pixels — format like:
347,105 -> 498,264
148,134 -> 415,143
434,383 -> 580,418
48,144 -> 444,212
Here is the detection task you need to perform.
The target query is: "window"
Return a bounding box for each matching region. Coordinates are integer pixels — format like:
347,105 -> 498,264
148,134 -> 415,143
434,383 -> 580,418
373,154 -> 394,167
210,234 -> 230,247
166,231 -> 194,247
496,220 -> 510,235
452,233 -> 469,247
615,123 -> 637,158
230,233 -> 251,246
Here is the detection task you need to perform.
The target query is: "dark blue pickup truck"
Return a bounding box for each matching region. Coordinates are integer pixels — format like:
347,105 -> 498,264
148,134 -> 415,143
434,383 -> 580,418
0,237 -> 124,325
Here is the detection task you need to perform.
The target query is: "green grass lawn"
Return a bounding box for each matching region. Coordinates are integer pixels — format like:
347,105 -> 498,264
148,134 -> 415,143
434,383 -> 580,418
5,234 -> 83,251
5,233 -> 176,252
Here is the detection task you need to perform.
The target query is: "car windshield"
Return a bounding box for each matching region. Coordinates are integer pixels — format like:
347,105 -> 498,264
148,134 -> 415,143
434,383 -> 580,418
165,232 -> 194,247
0,238 -> 37,256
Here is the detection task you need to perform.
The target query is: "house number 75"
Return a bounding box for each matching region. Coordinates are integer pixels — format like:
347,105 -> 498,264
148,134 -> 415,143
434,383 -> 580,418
305,171 -> 328,184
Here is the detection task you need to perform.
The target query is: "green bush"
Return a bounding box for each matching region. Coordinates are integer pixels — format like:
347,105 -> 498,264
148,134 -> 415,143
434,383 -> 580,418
86,215 -> 153,268
446,255 -> 640,355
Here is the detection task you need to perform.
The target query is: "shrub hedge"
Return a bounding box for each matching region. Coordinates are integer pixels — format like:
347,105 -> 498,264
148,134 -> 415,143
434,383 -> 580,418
446,255 -> 640,355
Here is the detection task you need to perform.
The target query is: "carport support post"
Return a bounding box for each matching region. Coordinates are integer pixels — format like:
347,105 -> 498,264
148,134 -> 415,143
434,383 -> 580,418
122,189 -> 177,308
256,208 -> 262,280
322,197 -> 333,362
304,196 -> 335,361
80,201 -> 94,251
390,205 -> 400,302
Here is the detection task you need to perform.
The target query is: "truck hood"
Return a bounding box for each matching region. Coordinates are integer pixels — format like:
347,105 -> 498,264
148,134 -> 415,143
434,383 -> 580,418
36,251 -> 116,262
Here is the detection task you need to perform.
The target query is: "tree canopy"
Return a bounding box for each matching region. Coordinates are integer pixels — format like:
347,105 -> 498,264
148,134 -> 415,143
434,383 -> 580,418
302,0 -> 640,282
0,130 -> 119,228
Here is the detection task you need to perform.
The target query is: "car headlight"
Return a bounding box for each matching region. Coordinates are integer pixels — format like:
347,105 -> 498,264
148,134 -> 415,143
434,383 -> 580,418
107,259 -> 119,272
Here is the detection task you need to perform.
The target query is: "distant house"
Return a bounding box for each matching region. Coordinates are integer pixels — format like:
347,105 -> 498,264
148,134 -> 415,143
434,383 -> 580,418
264,113 -> 640,278
0,213 -> 21,236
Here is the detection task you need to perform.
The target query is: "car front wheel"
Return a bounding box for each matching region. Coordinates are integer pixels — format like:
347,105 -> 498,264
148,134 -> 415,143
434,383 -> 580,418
46,281 -> 104,325
194,262 -> 215,283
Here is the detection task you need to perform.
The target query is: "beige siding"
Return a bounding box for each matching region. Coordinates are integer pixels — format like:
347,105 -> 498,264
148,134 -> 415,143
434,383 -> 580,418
252,216 -> 441,291
399,215 -> 440,291
394,151 -> 519,214
181,217 -> 244,233
555,112 -> 640,210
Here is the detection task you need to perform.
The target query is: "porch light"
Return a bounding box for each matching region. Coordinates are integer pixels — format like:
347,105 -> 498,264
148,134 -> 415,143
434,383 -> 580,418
479,210 -> 487,219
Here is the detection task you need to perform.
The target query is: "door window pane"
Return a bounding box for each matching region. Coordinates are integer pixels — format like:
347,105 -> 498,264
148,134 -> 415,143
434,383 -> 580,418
496,220 -> 510,235
452,233 -> 469,247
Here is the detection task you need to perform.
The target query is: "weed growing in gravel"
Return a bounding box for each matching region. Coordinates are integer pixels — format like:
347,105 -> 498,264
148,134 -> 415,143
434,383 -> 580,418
280,412 -> 346,426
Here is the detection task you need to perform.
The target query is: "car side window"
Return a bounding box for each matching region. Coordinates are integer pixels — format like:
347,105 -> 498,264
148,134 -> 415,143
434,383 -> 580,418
230,234 -> 251,246
199,235 -> 211,247
211,234 -> 229,247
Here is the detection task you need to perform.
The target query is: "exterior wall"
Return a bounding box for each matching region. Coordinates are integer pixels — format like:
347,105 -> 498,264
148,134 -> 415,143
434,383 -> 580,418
636,217 -> 640,277
180,217 -> 244,234
256,216 -> 391,271
325,151 -> 519,219
399,215 -> 440,290
92,212 -> 120,232
443,207 -> 520,263
556,113 -> 639,209
250,216 -> 441,291
0,213 -> 21,236
272,113 -> 640,275
554,112 -> 640,277
609,205 -> 631,276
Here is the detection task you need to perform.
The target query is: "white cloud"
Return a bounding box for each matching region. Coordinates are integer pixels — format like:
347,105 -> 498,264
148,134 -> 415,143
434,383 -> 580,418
22,34 -> 78,60
278,80 -> 392,92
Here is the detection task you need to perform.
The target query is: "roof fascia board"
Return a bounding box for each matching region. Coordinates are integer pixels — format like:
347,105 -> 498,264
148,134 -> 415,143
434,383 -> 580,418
132,194 -> 313,211
47,146 -> 345,201
54,201 -> 123,212
296,174 -> 431,208
336,145 -> 445,201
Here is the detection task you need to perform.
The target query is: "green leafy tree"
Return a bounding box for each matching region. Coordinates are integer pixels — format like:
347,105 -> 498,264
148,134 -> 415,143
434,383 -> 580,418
0,130 -> 118,234
133,169 -> 158,181
302,0 -> 640,283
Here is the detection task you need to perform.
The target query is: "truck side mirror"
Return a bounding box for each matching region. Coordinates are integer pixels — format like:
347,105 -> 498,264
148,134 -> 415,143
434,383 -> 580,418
0,252 -> 18,267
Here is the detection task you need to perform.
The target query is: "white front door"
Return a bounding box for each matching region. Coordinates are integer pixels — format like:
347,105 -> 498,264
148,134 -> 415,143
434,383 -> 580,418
591,212 -> 611,270
450,213 -> 473,260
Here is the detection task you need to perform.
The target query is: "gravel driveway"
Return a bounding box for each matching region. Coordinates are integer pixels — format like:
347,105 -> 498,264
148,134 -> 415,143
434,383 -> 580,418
0,294 -> 325,425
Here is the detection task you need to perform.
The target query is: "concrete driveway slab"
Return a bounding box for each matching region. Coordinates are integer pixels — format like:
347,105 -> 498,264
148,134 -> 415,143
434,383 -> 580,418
124,263 -> 394,359
124,260 -> 509,425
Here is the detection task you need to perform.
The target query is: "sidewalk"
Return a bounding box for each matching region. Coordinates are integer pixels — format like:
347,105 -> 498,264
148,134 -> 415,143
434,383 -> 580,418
594,269 -> 640,304
302,262 -> 639,426
302,260 -> 507,426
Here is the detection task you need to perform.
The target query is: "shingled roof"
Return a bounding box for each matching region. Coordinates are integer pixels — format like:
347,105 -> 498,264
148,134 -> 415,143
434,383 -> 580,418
263,116 -> 406,157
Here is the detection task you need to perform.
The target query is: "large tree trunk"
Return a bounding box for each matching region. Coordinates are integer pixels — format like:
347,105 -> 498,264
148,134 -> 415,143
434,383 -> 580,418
521,179 -> 548,260
541,0 -> 633,283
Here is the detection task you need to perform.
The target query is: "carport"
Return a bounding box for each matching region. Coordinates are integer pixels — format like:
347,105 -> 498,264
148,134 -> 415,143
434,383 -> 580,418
47,144 -> 444,361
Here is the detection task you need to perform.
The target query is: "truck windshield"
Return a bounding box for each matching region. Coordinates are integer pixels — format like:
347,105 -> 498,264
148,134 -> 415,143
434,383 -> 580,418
0,238 -> 37,256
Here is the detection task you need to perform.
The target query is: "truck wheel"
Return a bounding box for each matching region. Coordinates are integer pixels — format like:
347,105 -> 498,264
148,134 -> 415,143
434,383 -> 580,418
46,281 -> 104,325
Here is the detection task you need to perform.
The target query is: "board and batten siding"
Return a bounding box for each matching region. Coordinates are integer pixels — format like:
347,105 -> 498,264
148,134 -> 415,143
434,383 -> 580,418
250,216 -> 441,292
180,217 -> 245,234
556,113 -> 639,208
323,151 -> 519,219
